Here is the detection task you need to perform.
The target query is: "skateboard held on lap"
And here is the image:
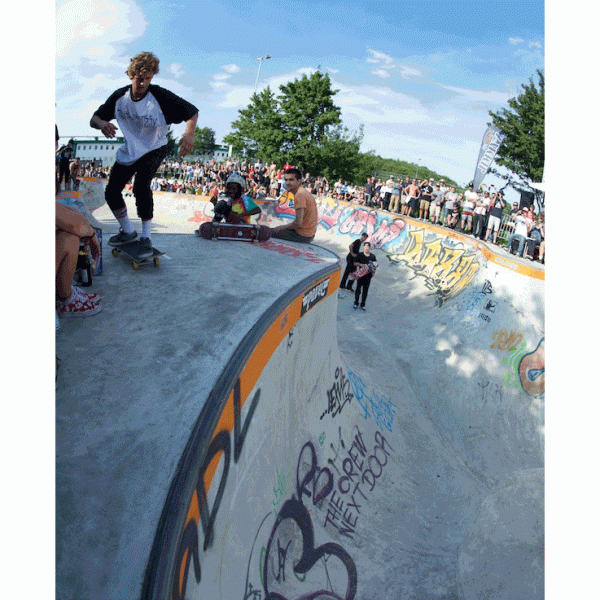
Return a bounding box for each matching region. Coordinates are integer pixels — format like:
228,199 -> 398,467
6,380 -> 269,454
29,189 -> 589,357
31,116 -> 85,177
111,241 -> 163,270
196,222 -> 271,244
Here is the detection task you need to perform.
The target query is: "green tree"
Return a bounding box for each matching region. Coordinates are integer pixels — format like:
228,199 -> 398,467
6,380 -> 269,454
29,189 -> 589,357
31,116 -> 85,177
223,87 -> 283,163
278,71 -> 342,173
165,127 -> 178,157
315,125 -> 365,182
488,69 -> 544,201
192,126 -> 216,157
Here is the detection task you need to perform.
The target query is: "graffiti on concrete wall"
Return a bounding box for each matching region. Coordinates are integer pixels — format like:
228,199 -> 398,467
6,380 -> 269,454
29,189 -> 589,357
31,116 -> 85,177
490,329 -> 524,352
518,337 -> 545,398
260,426 -> 395,600
262,438 -> 358,600
321,367 -> 354,421
258,197 -> 408,252
346,369 -> 397,433
492,334 -> 545,399
171,377 -> 261,600
387,228 -> 481,307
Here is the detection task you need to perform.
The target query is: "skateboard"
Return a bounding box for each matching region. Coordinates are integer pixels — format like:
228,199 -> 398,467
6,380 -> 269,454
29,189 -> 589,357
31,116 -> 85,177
348,261 -> 378,281
111,241 -> 163,270
197,222 -> 271,244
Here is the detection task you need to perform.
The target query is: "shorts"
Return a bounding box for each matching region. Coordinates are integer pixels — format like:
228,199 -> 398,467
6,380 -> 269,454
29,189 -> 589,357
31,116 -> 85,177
419,199 -> 430,211
487,215 -> 501,232
409,197 -> 419,210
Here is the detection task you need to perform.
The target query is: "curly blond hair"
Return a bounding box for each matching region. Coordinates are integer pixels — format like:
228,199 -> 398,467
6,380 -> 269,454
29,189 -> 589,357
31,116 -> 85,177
126,52 -> 160,78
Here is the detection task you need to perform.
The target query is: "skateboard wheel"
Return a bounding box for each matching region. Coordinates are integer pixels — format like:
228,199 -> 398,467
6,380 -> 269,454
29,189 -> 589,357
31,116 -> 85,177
153,257 -> 160,267
112,248 -> 119,257
132,261 -> 140,270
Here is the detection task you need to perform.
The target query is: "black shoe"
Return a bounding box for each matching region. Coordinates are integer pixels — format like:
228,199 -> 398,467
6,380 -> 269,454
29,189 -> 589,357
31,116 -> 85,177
108,229 -> 138,246
353,304 -> 358,309
360,306 -> 366,311
138,237 -> 154,259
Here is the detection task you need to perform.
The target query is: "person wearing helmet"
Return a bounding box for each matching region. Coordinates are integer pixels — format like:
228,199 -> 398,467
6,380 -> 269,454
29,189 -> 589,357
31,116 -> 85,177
212,173 -> 261,224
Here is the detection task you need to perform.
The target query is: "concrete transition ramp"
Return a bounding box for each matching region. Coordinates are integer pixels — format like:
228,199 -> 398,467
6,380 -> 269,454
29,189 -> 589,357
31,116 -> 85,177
56,184 -> 544,600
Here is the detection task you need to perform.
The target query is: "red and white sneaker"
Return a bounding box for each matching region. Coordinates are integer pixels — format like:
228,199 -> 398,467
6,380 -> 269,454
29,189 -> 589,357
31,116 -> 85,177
71,285 -> 100,304
57,293 -> 102,318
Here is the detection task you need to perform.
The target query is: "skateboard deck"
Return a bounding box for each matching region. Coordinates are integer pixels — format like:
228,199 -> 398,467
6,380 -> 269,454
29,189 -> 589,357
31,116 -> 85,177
348,261 -> 378,281
111,241 -> 163,270
197,222 -> 271,243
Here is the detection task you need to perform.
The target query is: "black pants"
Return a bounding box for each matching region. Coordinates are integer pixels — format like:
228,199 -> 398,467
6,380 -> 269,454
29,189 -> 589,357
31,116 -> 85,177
354,276 -> 372,307
57,160 -> 70,186
105,145 -> 168,221
340,256 -> 355,289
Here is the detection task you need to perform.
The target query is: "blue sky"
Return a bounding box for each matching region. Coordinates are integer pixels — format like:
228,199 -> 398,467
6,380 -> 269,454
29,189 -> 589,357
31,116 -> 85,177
55,0 -> 544,188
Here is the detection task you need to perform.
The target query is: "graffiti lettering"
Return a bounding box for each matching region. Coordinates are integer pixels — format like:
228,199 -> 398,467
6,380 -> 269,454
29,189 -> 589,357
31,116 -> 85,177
321,367 -> 353,420
339,208 -> 406,250
388,229 -> 480,307
491,329 -> 524,352
263,439 -> 358,600
260,240 -> 325,263
346,369 -> 396,432
328,428 -> 395,537
172,378 -> 259,600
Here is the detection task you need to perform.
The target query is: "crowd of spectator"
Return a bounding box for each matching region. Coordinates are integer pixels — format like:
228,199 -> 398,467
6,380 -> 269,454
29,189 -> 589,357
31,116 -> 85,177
57,149 -> 545,263
147,160 -> 544,263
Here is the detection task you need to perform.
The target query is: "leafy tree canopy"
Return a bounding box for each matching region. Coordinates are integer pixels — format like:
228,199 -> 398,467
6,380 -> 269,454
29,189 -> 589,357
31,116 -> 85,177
488,69 -> 544,198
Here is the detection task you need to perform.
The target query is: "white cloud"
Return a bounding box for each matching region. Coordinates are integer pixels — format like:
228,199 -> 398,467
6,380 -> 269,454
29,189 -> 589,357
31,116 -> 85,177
223,64 -> 241,74
398,65 -> 421,78
372,68 -> 391,79
326,67 -> 339,74
529,41 -> 542,48
509,37 -> 524,44
366,48 -> 420,80
169,63 -> 185,79
56,0 -> 147,65
367,49 -> 394,65
438,84 -> 509,104
213,73 -> 233,81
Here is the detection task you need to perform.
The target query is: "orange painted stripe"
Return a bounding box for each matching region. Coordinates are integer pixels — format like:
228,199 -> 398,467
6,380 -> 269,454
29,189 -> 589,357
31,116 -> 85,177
189,268 -> 340,511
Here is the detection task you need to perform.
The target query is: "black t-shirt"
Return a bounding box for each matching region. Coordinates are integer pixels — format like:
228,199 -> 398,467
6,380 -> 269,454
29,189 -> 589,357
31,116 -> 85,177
356,252 -> 377,278
347,237 -> 363,260
490,197 -> 506,218
365,183 -> 374,196
420,185 -> 433,201
58,145 -> 73,162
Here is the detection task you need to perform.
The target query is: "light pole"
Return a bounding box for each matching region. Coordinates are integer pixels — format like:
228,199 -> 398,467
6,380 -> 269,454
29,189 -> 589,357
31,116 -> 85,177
254,55 -> 271,93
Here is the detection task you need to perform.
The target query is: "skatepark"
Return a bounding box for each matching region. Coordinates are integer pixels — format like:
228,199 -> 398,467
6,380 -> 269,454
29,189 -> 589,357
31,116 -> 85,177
56,179 -> 544,600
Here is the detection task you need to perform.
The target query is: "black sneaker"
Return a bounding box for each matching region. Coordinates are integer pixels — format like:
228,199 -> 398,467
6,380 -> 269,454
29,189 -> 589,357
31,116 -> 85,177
353,303 -> 358,309
361,306 -> 366,311
138,237 -> 154,259
108,229 -> 137,246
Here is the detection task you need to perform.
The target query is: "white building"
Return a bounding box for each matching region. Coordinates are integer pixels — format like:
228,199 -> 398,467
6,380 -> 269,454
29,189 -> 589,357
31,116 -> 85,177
72,138 -> 125,167
72,139 -> 232,167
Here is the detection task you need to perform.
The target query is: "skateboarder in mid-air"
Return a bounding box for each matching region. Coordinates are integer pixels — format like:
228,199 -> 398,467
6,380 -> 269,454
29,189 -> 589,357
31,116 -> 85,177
90,51 -> 198,258
212,173 -> 262,224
